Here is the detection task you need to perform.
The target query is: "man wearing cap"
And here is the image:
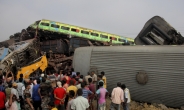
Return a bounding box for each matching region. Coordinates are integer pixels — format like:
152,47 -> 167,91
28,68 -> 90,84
11,82 -> 19,100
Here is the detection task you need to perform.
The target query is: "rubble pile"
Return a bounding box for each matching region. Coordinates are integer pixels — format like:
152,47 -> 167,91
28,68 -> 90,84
130,101 -> 179,110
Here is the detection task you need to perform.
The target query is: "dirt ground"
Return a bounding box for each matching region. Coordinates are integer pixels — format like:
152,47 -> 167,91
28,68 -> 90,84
92,98 -> 180,110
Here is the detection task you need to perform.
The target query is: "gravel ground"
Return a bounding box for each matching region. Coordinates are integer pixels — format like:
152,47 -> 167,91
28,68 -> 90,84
92,98 -> 180,110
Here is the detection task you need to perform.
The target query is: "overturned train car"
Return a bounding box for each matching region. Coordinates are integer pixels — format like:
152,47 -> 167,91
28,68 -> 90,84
0,38 -> 40,75
73,46 -> 184,108
135,16 -> 184,45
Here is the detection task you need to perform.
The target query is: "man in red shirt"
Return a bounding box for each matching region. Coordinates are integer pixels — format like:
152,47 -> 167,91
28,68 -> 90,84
0,91 -> 5,110
54,81 -> 66,110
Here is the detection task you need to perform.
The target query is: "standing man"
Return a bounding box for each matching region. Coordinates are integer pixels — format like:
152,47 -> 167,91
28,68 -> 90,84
76,72 -> 80,80
101,71 -> 107,89
24,83 -> 34,110
90,71 -> 97,87
38,77 -> 52,110
66,80 -> 77,109
96,82 -> 108,110
97,75 -> 104,89
32,79 -> 42,110
17,78 -> 24,109
67,80 -> 78,95
96,75 -> 104,109
11,82 -> 19,101
71,68 -> 76,77
54,81 -> 66,110
111,82 -> 124,110
66,90 -> 75,110
5,83 -> 12,101
121,84 -> 131,110
88,78 -> 95,110
71,88 -> 89,110
85,72 -> 92,85
81,82 -> 93,99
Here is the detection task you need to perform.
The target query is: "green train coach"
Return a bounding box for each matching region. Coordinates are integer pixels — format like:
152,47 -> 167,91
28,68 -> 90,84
28,19 -> 134,44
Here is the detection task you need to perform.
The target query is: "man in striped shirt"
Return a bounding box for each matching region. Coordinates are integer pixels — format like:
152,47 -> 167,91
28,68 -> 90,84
81,82 -> 93,99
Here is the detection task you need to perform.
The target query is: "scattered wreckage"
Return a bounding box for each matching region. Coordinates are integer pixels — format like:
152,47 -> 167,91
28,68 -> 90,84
0,39 -> 40,74
0,18 -> 134,79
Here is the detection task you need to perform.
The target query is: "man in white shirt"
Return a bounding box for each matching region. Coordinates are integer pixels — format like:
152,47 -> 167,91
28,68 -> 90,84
71,88 -> 89,110
16,78 -> 24,109
121,84 -> 131,110
90,71 -> 97,89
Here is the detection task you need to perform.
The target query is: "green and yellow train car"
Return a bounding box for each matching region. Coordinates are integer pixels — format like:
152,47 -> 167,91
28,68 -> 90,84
28,19 -> 134,44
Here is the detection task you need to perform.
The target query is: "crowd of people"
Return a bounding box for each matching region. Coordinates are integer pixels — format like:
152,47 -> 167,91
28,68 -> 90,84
0,68 -> 131,110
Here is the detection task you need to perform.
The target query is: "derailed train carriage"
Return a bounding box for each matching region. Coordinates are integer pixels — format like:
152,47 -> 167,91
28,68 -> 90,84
73,46 -> 184,108
0,38 -> 40,74
135,16 -> 184,45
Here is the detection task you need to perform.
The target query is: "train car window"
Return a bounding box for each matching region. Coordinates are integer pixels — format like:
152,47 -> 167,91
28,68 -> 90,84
81,30 -> 89,35
110,36 -> 117,41
51,24 -> 59,28
61,26 -> 70,30
40,22 -> 49,26
119,38 -> 126,42
91,32 -> 99,37
71,28 -> 79,32
100,34 -> 108,39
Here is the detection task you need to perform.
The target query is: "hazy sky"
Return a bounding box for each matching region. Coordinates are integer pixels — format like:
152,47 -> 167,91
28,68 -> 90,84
0,0 -> 184,41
